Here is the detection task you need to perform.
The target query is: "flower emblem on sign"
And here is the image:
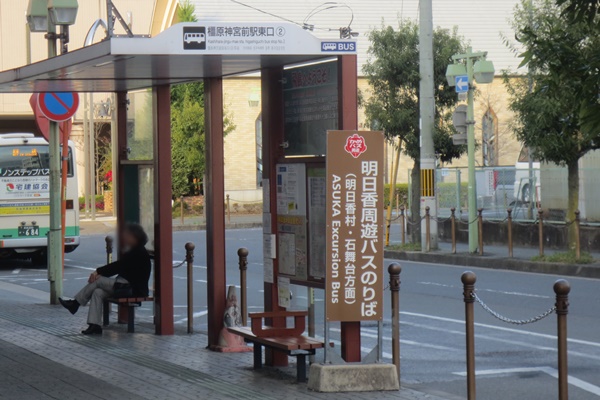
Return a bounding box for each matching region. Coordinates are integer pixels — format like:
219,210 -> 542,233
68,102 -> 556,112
344,134 -> 368,158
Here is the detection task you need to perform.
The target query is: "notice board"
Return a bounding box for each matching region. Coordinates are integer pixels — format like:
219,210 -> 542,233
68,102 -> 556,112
325,131 -> 384,322
276,164 -> 308,280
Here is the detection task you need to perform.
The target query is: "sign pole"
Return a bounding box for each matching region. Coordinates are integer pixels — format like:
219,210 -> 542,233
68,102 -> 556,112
45,17 -> 62,304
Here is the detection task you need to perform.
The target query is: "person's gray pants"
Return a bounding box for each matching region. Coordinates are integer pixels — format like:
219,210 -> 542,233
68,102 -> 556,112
74,276 -> 127,326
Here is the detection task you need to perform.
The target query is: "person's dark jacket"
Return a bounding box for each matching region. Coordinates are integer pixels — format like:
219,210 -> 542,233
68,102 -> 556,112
97,245 -> 151,297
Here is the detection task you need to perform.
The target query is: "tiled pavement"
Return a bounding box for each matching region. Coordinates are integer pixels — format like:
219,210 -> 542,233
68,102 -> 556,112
0,281 -> 447,400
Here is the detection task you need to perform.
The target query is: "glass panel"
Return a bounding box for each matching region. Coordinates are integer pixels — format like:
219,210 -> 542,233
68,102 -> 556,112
128,90 -> 154,161
138,166 -> 154,251
283,61 -> 338,156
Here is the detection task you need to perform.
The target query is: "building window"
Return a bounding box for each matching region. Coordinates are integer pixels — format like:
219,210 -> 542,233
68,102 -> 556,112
256,113 -> 262,188
482,109 -> 498,166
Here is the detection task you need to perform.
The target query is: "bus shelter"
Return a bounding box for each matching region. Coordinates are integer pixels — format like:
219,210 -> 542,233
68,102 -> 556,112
0,22 -> 361,359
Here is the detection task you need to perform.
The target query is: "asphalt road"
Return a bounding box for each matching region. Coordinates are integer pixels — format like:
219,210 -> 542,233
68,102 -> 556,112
0,228 -> 599,400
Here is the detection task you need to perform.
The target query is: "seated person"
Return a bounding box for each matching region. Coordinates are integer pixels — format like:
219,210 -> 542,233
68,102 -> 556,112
59,223 -> 151,335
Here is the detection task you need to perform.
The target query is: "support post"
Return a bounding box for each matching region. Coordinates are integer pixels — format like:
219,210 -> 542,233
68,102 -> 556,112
227,194 -> 231,224
554,279 -> 570,400
153,84 -> 174,335
574,210 -> 580,261
538,210 -> 544,257
451,208 -> 457,254
186,242 -> 195,334
507,209 -> 513,258
478,208 -> 483,256
180,196 -> 184,225
205,77 -> 227,348
462,271 -> 477,400
238,247 -> 249,326
338,54 -> 361,362
388,263 -> 402,382
466,50 -> 478,253
308,287 -> 315,363
425,206 -> 431,252
105,236 -> 113,264
400,206 -> 406,246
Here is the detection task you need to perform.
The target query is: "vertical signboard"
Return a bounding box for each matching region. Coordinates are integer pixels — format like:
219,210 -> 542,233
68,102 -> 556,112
326,131 -> 384,321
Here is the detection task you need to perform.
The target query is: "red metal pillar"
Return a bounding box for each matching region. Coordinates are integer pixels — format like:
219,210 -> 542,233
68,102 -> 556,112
116,91 -> 127,244
338,54 -> 361,362
153,85 -> 174,335
261,67 -> 288,366
204,78 -> 227,349
115,91 -> 129,324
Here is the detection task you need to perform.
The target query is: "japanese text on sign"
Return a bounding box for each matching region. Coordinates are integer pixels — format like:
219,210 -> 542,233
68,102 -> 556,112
326,131 -> 384,322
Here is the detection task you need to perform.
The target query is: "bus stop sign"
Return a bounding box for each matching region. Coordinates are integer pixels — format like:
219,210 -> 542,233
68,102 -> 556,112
37,92 -> 79,122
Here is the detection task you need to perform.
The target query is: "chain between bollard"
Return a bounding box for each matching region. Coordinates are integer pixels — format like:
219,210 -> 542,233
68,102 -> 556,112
473,292 -> 556,325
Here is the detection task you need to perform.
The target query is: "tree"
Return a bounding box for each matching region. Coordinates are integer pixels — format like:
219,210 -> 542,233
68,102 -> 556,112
363,22 -> 468,243
506,0 -> 600,246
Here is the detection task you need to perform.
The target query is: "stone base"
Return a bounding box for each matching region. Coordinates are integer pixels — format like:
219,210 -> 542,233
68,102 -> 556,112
308,363 -> 399,392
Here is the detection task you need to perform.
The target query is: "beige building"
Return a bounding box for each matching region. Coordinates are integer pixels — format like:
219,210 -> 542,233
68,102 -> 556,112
0,0 -> 527,202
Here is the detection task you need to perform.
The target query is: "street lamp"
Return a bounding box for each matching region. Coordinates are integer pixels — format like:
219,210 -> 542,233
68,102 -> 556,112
48,0 -> 79,26
446,48 -> 495,253
25,0 -> 79,304
26,0 -> 48,32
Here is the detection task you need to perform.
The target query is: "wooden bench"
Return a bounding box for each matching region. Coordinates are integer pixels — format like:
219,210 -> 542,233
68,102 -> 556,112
227,311 -> 324,382
102,297 -> 153,333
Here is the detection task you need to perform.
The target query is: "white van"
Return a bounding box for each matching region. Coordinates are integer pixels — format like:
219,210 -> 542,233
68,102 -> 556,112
513,146 -> 540,204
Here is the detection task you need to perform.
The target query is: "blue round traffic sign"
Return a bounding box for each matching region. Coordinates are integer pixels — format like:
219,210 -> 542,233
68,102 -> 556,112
38,92 -> 80,122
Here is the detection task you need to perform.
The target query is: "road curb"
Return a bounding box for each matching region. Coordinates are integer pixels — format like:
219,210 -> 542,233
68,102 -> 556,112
173,222 -> 262,232
384,250 -> 600,279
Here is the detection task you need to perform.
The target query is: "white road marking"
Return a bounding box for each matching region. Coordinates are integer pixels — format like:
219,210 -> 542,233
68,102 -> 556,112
175,310 -> 208,324
316,334 -> 393,360
453,367 -> 600,397
194,279 -> 240,289
66,264 -> 96,271
418,281 -> 551,299
333,327 -> 456,352
11,269 -> 20,274
401,311 -> 600,349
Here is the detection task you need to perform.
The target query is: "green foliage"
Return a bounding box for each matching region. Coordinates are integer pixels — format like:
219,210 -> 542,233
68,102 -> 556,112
386,242 -> 422,252
362,21 -> 469,163
532,251 -> 594,264
177,0 -> 198,22
507,0 -> 600,167
556,0 -> 599,24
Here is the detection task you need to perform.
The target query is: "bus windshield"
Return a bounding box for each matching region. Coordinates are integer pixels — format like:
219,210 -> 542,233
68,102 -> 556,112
0,145 -> 73,177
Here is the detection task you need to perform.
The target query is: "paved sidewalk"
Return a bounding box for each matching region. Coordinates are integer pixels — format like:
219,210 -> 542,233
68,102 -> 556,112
0,281 -> 448,400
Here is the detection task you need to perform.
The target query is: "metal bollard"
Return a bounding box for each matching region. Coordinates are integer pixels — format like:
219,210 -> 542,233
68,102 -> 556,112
425,206 -> 431,252
538,210 -> 544,257
462,271 -> 477,400
507,209 -> 513,258
477,208 -> 484,256
388,263 -> 402,382
554,279 -> 571,400
185,242 -> 195,334
451,208 -> 457,254
238,247 -> 249,326
180,196 -> 185,225
400,206 -> 406,246
574,210 -> 581,262
226,194 -> 231,224
105,236 -> 113,264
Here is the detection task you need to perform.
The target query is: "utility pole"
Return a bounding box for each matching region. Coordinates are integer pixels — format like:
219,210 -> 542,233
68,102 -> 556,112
46,17 -> 62,304
419,0 -> 437,248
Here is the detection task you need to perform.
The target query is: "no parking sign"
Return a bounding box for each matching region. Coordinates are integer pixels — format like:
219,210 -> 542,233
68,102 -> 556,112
37,92 -> 79,122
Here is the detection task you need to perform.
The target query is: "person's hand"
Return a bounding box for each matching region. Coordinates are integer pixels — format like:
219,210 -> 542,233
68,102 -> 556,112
88,271 -> 99,283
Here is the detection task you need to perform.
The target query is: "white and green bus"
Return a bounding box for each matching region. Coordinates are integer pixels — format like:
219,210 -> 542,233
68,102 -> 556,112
0,133 -> 79,264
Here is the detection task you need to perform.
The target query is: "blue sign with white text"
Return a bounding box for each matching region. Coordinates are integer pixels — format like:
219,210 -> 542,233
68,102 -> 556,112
321,42 -> 356,52
455,75 -> 469,93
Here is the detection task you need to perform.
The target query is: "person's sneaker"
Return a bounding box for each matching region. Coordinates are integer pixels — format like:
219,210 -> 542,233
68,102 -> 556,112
81,324 -> 103,335
59,298 -> 79,315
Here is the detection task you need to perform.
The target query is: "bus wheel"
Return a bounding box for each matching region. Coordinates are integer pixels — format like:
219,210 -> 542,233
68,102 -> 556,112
31,251 -> 47,266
